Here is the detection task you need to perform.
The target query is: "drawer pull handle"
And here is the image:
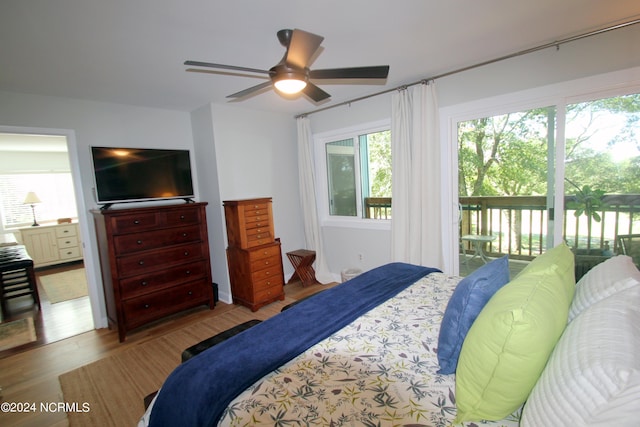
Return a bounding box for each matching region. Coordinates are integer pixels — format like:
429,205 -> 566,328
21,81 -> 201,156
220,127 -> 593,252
144,304 -> 150,309
264,261 -> 269,265
188,291 -> 193,295
137,240 -> 142,245
267,281 -> 271,286
141,281 -> 148,286
63,230 -> 69,234
134,220 -> 140,225
266,271 -> 270,275
182,233 -> 187,237
184,251 -> 189,256
138,260 -> 145,265
65,240 -> 71,244
180,215 -> 185,219
185,270 -> 191,275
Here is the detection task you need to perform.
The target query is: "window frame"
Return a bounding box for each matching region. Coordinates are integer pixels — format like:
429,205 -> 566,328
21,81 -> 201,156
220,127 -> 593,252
314,119 -> 391,230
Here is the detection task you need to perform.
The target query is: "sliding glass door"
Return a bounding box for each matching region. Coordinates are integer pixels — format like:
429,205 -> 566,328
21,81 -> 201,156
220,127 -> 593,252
457,91 -> 640,275
458,106 -> 556,274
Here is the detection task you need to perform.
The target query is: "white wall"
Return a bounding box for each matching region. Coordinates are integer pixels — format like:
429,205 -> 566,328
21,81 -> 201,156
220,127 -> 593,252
308,23 -> 640,275
208,104 -> 306,299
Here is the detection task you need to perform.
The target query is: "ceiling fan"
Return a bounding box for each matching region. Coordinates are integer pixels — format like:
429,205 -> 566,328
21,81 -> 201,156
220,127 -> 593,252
184,28 -> 390,102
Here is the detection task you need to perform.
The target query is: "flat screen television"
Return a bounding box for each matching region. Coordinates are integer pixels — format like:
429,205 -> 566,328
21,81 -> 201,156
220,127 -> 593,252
91,146 -> 195,207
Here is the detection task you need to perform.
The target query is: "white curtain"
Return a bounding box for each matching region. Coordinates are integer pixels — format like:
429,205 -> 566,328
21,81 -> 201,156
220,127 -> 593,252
296,117 -> 333,283
390,82 -> 444,269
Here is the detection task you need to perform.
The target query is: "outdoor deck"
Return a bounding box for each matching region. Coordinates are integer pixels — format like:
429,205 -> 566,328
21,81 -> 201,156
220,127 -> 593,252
459,254 -> 528,278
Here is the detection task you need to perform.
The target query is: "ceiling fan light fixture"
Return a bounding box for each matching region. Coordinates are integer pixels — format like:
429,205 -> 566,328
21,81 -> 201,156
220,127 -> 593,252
273,77 -> 307,94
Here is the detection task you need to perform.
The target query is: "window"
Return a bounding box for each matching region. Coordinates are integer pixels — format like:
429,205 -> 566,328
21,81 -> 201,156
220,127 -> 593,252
317,121 -> 391,222
0,172 -> 78,229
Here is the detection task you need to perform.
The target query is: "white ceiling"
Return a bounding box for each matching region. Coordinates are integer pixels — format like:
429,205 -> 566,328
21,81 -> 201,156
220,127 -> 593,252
1,0 -> 640,116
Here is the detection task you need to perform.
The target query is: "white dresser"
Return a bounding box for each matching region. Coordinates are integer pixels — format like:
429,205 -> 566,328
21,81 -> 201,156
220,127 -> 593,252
20,222 -> 83,268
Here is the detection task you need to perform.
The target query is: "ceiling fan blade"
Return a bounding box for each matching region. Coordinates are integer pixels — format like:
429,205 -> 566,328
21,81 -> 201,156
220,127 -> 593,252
184,60 -> 269,75
284,29 -> 324,69
302,83 -> 330,102
226,81 -> 273,98
310,65 -> 390,80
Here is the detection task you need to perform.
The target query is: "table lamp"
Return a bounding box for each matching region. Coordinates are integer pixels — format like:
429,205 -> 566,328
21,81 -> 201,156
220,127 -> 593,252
23,191 -> 42,226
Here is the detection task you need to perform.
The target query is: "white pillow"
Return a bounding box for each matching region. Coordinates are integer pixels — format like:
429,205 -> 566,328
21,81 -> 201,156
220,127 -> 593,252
568,255 -> 640,321
521,285 -> 640,427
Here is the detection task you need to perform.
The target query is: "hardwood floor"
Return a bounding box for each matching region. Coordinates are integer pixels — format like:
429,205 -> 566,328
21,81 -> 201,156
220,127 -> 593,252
0,279 -> 335,427
0,261 -> 93,359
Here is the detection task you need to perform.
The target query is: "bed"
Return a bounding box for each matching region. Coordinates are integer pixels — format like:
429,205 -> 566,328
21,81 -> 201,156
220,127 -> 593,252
141,244 -> 640,427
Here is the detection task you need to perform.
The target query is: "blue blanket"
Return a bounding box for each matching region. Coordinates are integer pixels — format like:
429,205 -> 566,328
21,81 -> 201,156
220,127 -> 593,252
149,262 -> 439,427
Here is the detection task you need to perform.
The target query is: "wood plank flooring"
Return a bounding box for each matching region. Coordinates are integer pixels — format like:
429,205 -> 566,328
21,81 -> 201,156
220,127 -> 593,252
0,261 -> 93,359
0,279 -> 335,427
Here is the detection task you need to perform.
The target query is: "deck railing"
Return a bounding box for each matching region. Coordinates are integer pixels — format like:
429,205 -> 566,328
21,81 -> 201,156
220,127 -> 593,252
364,197 -> 392,219
460,194 -> 640,260
362,194 -> 640,262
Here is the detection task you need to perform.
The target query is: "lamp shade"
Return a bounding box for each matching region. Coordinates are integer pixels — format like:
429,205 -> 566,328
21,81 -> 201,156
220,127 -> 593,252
23,191 -> 42,205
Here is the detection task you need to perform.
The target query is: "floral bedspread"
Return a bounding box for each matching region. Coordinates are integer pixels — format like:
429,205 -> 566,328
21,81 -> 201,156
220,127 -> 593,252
218,273 -> 521,427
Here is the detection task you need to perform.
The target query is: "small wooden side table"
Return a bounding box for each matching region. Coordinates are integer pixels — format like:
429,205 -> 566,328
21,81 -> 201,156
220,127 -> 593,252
286,249 -> 318,287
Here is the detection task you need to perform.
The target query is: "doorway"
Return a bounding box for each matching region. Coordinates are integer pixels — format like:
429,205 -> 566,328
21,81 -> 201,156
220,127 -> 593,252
0,130 -> 94,354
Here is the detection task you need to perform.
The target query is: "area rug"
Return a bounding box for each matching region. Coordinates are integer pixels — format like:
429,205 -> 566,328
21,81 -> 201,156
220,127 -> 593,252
0,317 -> 37,351
58,303 -> 287,426
40,268 -> 88,303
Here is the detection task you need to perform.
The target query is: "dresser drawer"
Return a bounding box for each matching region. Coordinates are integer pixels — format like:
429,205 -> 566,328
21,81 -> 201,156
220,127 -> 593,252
59,246 -> 81,260
55,224 -> 77,238
248,244 -> 281,261
165,208 -> 201,226
123,281 -> 207,329
117,243 -> 203,276
249,253 -> 280,272
243,202 -> 269,217
57,235 -> 79,249
246,231 -> 273,247
251,263 -> 284,283
244,213 -> 271,228
253,281 -> 283,303
110,212 -> 160,234
113,225 -> 202,254
119,261 -> 208,299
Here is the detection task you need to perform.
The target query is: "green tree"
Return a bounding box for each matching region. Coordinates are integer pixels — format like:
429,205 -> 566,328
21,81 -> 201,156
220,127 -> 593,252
458,109 -> 550,197
367,130 -> 392,197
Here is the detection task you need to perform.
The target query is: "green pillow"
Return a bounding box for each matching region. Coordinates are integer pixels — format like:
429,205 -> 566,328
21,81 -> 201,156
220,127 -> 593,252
454,243 -> 575,422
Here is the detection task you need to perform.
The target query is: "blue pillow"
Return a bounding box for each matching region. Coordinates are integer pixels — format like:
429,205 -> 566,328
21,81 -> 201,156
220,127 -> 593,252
437,255 -> 509,374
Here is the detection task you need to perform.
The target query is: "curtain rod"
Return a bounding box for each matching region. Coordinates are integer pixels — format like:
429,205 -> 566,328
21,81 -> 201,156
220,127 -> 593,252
295,17 -> 640,119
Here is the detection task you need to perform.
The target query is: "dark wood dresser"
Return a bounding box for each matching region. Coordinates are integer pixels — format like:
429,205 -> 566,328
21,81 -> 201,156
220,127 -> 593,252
223,197 -> 284,311
92,202 -> 214,341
